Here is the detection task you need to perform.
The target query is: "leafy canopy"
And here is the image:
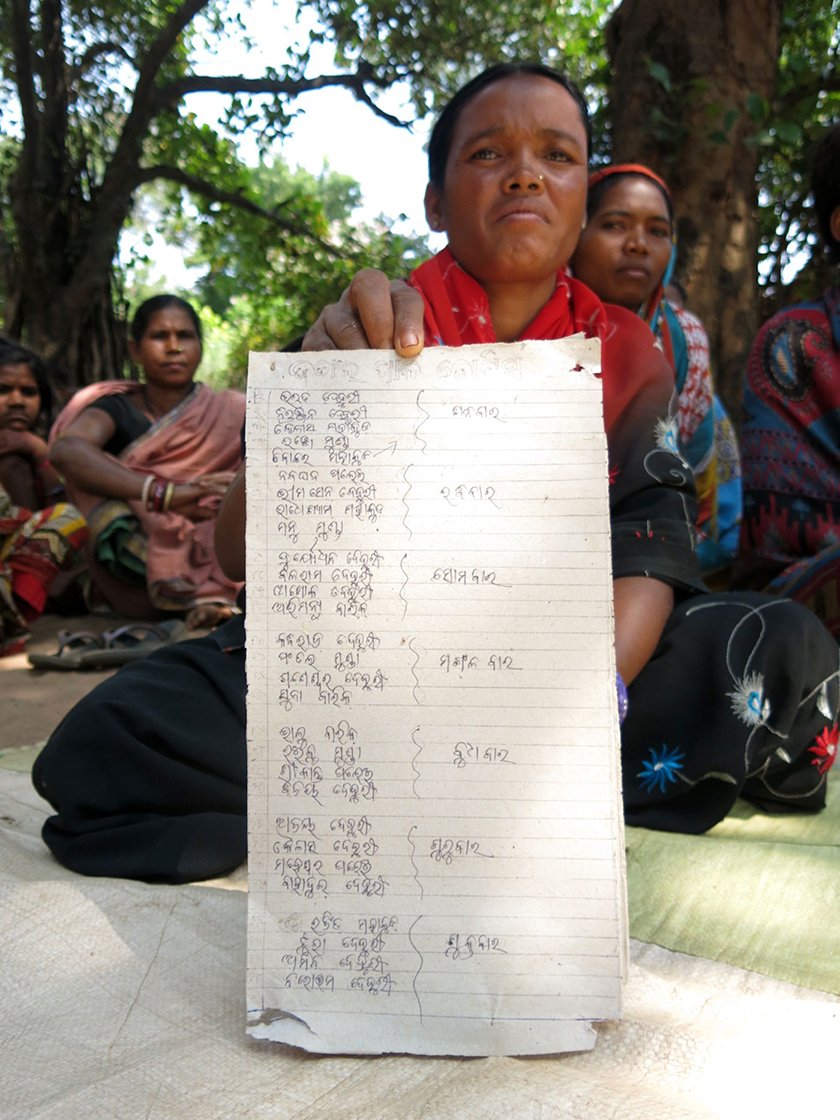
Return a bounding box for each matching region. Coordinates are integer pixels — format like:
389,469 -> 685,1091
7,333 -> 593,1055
129,154 -> 429,385
0,0 -> 837,386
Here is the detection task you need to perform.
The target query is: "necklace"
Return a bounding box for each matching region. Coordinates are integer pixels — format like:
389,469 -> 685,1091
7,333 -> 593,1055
141,387 -> 168,421
140,381 -> 195,422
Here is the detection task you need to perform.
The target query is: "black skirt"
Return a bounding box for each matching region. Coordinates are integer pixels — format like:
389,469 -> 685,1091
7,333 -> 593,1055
32,594 -> 838,882
32,614 -> 247,883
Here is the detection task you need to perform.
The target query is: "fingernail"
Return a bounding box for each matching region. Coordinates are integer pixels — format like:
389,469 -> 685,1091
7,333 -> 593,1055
401,331 -> 419,349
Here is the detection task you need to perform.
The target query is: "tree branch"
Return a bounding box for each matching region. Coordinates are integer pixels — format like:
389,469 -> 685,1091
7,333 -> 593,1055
156,66 -> 411,129
64,2 -> 411,314
39,0 -> 69,157
137,163 -> 348,259
70,39 -> 134,82
67,0 -> 213,311
9,0 -> 39,141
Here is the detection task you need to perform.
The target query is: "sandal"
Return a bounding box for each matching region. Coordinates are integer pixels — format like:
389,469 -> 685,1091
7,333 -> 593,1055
28,620 -> 187,671
89,620 -> 189,666
27,629 -> 106,670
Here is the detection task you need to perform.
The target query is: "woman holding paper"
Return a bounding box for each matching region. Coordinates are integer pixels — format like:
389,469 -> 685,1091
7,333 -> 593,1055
303,63 -> 838,831
33,63 -> 838,885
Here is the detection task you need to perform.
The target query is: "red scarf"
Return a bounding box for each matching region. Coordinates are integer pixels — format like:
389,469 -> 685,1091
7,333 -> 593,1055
409,247 -> 607,347
408,248 -> 670,438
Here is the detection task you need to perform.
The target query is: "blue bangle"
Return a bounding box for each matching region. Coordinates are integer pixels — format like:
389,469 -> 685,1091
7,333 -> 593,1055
616,672 -> 629,725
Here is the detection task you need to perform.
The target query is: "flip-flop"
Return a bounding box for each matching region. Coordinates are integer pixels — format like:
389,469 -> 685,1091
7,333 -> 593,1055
87,620 -> 188,667
28,620 -> 187,671
27,629 -> 107,671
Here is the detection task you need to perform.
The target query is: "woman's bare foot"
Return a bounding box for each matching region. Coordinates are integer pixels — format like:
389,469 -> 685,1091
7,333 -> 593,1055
185,603 -> 235,630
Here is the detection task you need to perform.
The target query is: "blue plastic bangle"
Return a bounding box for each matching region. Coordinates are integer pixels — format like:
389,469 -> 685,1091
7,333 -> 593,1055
616,672 -> 629,725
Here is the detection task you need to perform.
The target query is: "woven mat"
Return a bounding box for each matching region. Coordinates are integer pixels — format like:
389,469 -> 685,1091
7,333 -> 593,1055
626,772 -> 840,994
5,742 -> 838,995
2,767 -> 840,1117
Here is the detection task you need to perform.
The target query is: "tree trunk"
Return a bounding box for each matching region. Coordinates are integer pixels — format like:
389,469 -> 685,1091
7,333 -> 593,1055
3,274 -> 128,404
4,0 -> 131,395
5,157 -> 129,398
606,0 -> 784,423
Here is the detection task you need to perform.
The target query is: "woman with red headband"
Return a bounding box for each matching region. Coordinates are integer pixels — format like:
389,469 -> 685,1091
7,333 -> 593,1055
570,163 -> 742,579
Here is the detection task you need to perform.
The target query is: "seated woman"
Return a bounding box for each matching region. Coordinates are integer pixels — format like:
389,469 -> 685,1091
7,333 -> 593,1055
569,163 -> 742,577
33,63 -> 839,884
734,122 -> 840,638
33,466 -> 247,882
49,294 -> 244,628
0,338 -> 87,655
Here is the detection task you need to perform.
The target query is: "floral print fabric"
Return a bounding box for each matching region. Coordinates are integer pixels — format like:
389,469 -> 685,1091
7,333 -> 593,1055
624,592 -> 838,831
736,287 -> 840,638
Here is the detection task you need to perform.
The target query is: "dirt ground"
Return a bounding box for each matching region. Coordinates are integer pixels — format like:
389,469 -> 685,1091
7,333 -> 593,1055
1,611 -> 209,751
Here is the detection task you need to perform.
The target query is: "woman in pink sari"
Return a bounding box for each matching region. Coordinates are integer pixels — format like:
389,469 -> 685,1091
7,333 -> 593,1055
50,295 -> 244,626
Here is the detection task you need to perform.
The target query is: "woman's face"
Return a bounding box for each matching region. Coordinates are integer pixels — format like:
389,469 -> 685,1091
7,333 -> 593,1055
424,74 -> 589,296
0,364 -> 41,432
571,177 -> 673,310
129,306 -> 202,391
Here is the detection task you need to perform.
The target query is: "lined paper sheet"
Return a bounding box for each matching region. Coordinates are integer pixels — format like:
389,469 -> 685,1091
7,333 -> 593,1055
245,338 -> 627,1056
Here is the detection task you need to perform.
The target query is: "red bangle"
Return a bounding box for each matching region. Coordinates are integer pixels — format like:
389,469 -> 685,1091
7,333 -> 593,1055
148,477 -> 168,512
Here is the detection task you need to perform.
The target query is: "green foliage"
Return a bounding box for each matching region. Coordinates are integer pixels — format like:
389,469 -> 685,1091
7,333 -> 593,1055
646,60 -> 672,94
304,0 -> 606,110
194,304 -> 242,389
190,216 -> 427,389
580,0 -> 838,303
754,0 -> 839,304
0,0 -> 837,380
129,152 -> 429,387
